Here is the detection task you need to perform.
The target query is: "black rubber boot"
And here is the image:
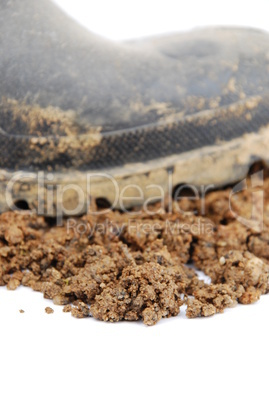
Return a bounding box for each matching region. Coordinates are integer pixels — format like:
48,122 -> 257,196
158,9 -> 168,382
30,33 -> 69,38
1,0 -> 269,214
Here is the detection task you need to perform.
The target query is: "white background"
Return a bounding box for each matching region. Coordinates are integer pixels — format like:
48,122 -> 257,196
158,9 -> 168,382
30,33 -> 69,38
2,1 -> 269,401
54,0 -> 269,40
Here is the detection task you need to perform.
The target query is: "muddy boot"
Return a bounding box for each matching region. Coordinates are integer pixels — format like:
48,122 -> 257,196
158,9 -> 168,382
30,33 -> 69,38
1,0 -> 269,215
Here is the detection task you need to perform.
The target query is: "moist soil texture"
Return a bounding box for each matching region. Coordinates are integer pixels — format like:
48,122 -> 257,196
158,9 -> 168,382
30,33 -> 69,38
0,175 -> 269,325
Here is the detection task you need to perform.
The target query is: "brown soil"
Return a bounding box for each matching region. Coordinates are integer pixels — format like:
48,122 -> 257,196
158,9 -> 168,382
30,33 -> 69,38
45,307 -> 54,314
1,176 -> 269,325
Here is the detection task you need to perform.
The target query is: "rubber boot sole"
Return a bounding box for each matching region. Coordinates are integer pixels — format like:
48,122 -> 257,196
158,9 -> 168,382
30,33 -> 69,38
0,95 -> 268,216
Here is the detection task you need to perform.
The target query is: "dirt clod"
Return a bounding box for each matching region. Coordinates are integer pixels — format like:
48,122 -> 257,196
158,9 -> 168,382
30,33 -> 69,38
45,307 -> 54,314
1,177 -> 269,325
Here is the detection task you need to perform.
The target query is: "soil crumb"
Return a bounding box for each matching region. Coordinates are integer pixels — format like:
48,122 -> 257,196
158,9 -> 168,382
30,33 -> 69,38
45,307 -> 54,315
0,176 -> 269,325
